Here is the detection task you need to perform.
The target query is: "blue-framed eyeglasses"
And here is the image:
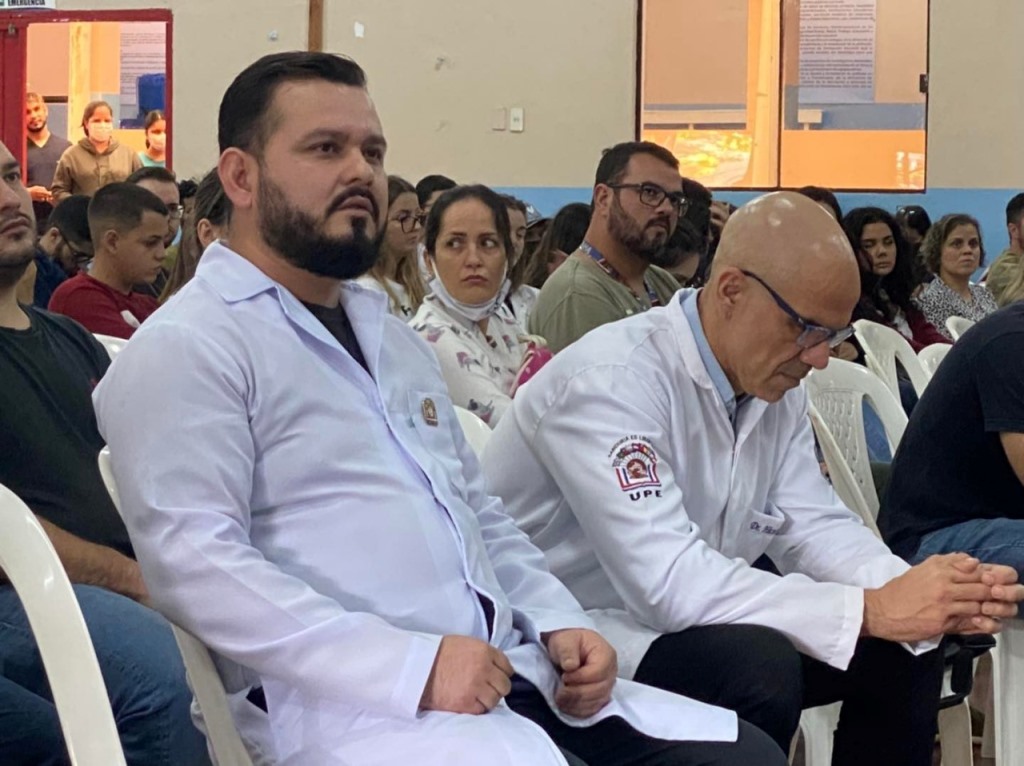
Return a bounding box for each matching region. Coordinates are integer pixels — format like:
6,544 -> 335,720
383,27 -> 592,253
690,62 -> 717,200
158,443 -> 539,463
740,269 -> 854,350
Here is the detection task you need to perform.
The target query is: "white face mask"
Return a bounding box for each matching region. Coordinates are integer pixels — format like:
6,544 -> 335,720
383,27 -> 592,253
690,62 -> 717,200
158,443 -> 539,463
148,133 -> 167,151
428,265 -> 510,323
89,121 -> 114,142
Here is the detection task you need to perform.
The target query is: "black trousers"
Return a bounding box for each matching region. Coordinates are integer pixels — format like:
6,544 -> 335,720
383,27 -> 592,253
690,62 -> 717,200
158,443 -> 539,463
633,624 -> 946,766
506,676 -> 786,766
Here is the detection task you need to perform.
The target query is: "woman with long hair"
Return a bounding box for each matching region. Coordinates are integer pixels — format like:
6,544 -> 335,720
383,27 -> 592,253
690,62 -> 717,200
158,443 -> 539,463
159,168 -> 230,303
139,110 -> 168,168
842,207 -> 947,351
356,176 -> 425,318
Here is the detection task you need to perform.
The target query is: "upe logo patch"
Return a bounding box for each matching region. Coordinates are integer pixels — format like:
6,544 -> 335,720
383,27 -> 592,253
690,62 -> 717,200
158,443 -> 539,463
610,439 -> 661,492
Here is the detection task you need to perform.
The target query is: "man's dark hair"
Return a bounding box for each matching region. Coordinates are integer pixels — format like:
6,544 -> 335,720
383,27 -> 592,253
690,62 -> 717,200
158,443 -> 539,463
424,185 -> 513,259
218,51 -> 367,155
178,178 -> 199,201
87,183 -> 169,243
500,194 -> 528,217
126,165 -> 178,186
797,185 -> 843,221
594,141 -> 679,187
47,195 -> 93,249
1006,193 -> 1024,227
416,174 -> 457,208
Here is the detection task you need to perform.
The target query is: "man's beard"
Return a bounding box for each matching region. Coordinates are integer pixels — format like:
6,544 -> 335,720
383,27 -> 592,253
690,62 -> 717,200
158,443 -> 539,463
27,119 -> 46,135
0,244 -> 35,289
608,198 -> 677,268
258,172 -> 381,281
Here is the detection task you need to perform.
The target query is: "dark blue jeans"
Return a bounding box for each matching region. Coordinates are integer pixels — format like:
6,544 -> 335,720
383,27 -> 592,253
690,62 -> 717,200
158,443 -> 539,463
912,518 -> 1024,579
0,584 -> 211,765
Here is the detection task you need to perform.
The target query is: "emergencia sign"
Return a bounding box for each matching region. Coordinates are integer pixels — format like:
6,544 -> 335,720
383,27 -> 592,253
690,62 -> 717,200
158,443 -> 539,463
0,0 -> 56,8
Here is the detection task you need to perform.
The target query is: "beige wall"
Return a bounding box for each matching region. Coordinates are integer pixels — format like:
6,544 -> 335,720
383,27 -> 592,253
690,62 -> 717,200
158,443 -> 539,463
322,0 -> 636,187
926,0 -> 1024,188
34,0 -> 1024,189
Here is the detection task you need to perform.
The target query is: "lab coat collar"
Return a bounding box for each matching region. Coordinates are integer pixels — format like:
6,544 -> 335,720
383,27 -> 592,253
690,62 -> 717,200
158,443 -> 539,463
195,241 -> 389,377
679,289 -> 738,420
669,288 -> 770,443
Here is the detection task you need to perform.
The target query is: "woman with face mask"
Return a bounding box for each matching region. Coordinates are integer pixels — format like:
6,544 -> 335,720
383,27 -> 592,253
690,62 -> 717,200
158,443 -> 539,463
410,185 -> 548,428
51,101 -> 143,202
139,110 -> 168,168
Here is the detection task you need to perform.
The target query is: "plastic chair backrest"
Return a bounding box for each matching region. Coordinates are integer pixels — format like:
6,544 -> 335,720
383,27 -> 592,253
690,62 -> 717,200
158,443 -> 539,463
918,343 -> 952,379
807,405 -> 880,536
805,359 -> 908,519
946,316 -> 975,341
97,449 -> 255,766
853,319 -> 931,399
94,334 -> 128,359
0,484 -> 127,765
454,406 -> 492,457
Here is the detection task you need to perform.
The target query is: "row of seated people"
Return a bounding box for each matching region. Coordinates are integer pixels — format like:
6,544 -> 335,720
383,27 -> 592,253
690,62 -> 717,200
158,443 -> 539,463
1,50 -> 1023,766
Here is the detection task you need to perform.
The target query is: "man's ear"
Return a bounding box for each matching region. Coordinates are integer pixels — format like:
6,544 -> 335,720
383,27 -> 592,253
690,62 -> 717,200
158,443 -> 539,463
712,267 -> 745,319
218,150 -> 256,211
101,228 -> 120,254
591,185 -> 611,218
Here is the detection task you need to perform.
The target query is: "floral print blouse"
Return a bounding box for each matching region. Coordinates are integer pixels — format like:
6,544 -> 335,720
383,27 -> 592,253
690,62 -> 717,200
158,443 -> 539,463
915,279 -> 998,340
410,295 -> 526,427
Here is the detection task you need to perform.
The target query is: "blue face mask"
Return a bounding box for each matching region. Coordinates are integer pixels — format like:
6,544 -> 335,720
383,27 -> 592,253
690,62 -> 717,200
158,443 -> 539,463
170,226 -> 182,248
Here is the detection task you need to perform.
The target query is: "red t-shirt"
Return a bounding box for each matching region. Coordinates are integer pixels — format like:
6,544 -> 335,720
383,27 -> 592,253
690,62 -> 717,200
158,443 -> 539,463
48,273 -> 159,339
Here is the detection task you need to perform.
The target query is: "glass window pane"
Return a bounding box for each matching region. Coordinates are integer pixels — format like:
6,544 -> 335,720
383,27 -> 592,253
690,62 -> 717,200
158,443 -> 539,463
779,0 -> 928,189
640,0 -> 781,188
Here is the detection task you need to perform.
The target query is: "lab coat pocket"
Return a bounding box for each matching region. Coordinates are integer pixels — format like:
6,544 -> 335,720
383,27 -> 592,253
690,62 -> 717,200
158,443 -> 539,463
735,504 -> 788,562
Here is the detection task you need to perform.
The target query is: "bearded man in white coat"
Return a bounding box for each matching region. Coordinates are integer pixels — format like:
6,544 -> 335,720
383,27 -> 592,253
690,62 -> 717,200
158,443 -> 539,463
92,53 -> 790,766
480,192 -> 1024,766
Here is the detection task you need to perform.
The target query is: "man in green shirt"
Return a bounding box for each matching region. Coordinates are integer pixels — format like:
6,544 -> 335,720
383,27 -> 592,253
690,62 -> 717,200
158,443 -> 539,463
529,141 -> 686,353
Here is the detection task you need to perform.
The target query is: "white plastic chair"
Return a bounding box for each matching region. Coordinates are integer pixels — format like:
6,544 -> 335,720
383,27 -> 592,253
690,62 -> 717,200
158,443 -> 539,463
93,334 -> 128,359
0,484 -> 127,765
853,319 -> 932,399
805,359 -> 908,520
454,406 -> 492,457
918,343 -> 952,379
97,449 -> 256,766
807,404 -> 878,536
945,316 -> 975,341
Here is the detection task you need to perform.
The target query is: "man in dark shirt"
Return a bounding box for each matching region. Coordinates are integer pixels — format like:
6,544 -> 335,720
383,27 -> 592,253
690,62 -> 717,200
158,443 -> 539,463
879,303 -> 1024,570
25,93 -> 71,233
0,139 -> 209,765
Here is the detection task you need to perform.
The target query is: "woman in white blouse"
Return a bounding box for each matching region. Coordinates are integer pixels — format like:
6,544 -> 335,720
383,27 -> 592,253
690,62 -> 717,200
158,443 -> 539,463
915,213 -> 998,339
355,176 -> 425,318
411,185 -> 528,427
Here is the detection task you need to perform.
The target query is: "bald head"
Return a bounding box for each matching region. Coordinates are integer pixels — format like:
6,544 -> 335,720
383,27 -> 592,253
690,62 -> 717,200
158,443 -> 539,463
711,191 -> 858,298
699,192 -> 861,403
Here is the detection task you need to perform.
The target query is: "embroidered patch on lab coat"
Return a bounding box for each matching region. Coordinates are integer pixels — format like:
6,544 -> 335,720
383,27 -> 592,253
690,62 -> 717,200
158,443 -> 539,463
421,398 -> 439,426
609,436 -> 661,492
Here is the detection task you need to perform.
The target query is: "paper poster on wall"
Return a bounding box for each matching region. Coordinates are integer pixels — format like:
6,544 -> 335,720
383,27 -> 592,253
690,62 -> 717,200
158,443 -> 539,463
119,22 -> 166,123
798,0 -> 876,104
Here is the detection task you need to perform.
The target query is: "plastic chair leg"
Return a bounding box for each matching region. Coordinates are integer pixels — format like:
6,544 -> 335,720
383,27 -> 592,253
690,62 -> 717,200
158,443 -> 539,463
938,700 -> 973,766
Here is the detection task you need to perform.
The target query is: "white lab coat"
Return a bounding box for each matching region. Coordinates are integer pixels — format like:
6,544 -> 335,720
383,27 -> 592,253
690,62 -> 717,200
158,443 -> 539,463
481,289 -> 916,679
93,245 -> 735,766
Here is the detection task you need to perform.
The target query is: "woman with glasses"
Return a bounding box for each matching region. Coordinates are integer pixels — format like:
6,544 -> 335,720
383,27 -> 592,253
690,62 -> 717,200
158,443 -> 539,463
915,214 -> 998,339
410,185 -> 542,428
355,176 -> 425,318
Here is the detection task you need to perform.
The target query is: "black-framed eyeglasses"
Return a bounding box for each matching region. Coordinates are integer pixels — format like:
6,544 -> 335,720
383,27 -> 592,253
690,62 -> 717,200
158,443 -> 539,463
392,211 -> 425,234
740,269 -> 854,350
607,182 -> 689,216
59,234 -> 91,264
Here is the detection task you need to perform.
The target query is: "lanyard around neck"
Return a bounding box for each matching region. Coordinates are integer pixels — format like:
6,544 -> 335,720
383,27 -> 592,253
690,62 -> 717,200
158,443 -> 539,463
580,241 -> 662,307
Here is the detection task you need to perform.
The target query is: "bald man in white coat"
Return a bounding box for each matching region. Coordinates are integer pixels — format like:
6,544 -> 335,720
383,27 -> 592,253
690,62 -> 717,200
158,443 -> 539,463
481,192 -> 1023,766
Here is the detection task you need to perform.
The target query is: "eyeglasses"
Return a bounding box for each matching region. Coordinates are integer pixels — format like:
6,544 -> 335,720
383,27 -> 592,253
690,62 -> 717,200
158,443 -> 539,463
60,235 -> 92,264
392,211 -> 425,234
606,182 -> 689,216
740,269 -> 854,350
167,204 -> 185,220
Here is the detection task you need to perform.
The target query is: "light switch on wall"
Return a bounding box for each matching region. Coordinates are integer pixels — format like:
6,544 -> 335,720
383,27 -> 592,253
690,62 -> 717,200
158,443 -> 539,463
509,107 -> 525,133
492,107 -> 507,131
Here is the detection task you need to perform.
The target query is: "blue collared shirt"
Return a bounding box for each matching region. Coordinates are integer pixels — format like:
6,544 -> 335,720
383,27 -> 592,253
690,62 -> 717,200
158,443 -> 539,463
680,289 -> 743,424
